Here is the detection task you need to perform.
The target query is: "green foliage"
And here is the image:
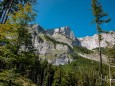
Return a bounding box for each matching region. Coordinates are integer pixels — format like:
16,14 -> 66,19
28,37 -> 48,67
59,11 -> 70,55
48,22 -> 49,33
91,0 -> 111,41
93,47 -> 106,53
105,46 -> 115,59
44,35 -> 73,50
62,56 -> 115,86
73,46 -> 93,54
0,2 -> 38,86
70,53 -> 79,59
0,0 -> 37,24
94,46 -> 115,64
93,46 -> 115,59
91,1 -> 111,84
92,0 -> 111,25
52,66 -> 62,86
51,56 -> 115,86
0,70 -> 36,86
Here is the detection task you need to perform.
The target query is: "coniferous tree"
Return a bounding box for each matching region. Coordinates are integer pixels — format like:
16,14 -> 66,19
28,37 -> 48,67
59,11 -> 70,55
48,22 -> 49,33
91,0 -> 111,85
52,66 -> 62,86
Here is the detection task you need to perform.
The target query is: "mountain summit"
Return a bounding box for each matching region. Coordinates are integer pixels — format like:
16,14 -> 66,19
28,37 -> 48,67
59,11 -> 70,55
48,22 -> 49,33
47,26 -> 75,40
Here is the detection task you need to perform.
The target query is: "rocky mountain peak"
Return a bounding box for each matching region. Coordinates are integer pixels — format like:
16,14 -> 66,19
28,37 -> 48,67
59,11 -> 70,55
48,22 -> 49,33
47,26 -> 75,40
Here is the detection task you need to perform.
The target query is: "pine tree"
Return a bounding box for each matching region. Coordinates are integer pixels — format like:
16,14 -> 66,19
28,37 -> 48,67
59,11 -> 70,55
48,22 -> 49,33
52,66 -> 62,86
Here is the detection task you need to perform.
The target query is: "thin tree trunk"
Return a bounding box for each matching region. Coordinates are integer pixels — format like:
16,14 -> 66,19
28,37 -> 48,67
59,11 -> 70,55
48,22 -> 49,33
8,80 -> 12,86
0,7 -> 7,24
1,0 -> 14,24
0,6 -> 4,19
3,11 -> 8,23
99,39 -> 103,86
0,3 -> 6,22
96,24 -> 103,86
109,64 -> 111,86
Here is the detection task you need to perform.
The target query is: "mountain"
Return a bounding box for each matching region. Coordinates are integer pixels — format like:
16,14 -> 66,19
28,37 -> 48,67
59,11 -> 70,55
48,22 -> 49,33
46,26 -> 81,47
26,24 -> 115,65
27,25 -> 77,65
79,32 -> 115,50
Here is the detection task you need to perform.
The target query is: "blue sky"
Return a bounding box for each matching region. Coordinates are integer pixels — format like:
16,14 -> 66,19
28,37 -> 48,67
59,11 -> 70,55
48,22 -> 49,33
35,0 -> 115,37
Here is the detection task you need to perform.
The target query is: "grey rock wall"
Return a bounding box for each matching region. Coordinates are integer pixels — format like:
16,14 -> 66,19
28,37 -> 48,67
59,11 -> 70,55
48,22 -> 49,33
79,32 -> 115,50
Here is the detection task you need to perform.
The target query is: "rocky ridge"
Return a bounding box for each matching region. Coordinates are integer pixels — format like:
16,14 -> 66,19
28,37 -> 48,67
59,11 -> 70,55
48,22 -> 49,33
27,25 -> 76,65
79,32 -> 115,50
27,24 -> 115,65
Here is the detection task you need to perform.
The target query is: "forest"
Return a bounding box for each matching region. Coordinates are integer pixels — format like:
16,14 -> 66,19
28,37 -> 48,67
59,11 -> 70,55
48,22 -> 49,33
0,0 -> 115,86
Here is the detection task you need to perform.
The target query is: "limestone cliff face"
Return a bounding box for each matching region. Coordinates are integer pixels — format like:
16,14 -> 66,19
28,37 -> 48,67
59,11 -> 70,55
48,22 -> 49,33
47,26 -> 81,47
47,26 -> 75,40
27,25 -> 75,65
79,32 -> 115,50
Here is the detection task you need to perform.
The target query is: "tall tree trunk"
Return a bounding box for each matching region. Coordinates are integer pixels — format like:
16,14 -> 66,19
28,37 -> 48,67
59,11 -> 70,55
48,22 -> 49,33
1,0 -> 14,24
109,64 -> 112,86
96,24 -> 103,86
99,39 -> 103,85
0,7 -> 7,23
8,80 -> 12,86
0,2 -> 5,21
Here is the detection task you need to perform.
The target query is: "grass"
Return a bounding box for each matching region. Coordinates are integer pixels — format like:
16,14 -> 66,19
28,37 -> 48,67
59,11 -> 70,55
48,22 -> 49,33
73,46 -> 93,54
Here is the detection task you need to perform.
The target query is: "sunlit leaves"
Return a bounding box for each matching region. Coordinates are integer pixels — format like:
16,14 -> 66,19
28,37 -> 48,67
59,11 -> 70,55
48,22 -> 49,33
8,3 -> 36,26
0,3 -> 36,39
